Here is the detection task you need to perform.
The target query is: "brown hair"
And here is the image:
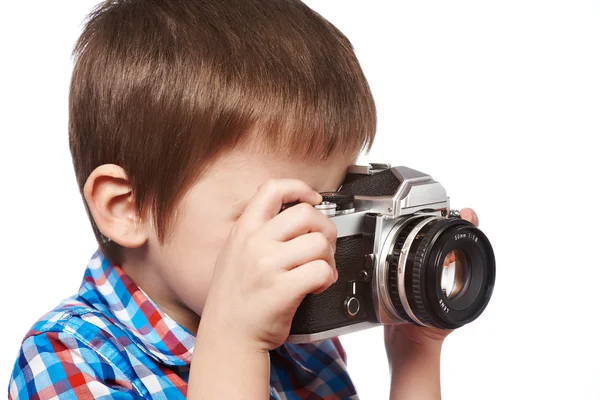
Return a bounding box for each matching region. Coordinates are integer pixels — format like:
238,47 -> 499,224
69,0 -> 377,262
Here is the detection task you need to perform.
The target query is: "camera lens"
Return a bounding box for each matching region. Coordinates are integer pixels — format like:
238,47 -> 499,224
385,216 -> 495,329
441,249 -> 468,299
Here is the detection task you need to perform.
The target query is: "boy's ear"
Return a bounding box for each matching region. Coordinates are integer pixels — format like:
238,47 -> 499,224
83,164 -> 148,249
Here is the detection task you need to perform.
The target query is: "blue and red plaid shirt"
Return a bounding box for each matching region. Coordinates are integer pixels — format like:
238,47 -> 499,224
8,252 -> 358,399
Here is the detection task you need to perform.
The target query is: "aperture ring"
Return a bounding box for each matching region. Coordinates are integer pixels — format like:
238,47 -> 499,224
409,219 -> 447,327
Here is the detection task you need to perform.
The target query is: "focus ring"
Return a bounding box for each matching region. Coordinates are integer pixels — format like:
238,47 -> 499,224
410,219 -> 455,328
387,218 -> 423,323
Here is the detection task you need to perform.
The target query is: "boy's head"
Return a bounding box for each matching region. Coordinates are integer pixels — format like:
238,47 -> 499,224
70,0 -> 376,323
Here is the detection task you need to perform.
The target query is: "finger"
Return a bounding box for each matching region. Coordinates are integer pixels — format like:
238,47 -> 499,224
443,252 -> 456,266
460,208 -> 479,227
238,179 -> 321,231
262,202 -> 337,245
283,259 -> 337,297
272,232 -> 337,275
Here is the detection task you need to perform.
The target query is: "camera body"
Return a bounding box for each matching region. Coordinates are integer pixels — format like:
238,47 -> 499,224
288,164 -> 495,343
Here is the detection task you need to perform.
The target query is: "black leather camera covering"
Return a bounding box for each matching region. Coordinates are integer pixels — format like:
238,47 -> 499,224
340,169 -> 400,197
290,170 -> 403,336
290,235 -> 378,335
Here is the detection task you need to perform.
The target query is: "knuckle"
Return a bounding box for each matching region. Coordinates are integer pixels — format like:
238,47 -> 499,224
313,233 -> 331,253
316,211 -> 336,238
245,236 -> 266,259
261,179 -> 279,196
296,203 -> 315,219
328,221 -> 338,240
257,254 -> 276,271
315,260 -> 334,281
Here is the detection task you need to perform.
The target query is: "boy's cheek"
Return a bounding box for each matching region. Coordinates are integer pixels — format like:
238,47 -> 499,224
156,215 -> 234,312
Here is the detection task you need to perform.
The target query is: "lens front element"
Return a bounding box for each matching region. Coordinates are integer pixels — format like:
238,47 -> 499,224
441,249 -> 468,299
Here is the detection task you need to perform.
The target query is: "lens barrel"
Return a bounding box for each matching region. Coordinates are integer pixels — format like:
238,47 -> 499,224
386,216 -> 495,329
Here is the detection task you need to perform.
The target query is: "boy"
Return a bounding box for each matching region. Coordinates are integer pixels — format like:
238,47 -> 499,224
8,0 -> 479,398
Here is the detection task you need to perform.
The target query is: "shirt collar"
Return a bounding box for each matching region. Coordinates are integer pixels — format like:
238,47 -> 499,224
76,252 -> 334,374
77,251 -> 196,366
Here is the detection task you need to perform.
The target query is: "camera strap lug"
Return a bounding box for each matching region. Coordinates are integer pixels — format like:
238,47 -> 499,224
360,254 -> 374,283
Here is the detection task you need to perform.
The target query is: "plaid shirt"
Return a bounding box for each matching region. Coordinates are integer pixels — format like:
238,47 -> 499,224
8,252 -> 358,399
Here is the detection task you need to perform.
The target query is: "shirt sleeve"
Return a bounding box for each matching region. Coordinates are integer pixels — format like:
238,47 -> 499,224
8,330 -> 141,400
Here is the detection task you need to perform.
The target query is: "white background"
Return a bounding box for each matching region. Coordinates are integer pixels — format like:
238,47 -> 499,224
1,1 -> 599,399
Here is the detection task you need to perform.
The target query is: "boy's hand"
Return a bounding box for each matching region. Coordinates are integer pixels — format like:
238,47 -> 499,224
201,179 -> 338,352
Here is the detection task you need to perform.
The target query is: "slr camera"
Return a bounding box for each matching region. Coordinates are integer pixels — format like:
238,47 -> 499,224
287,163 -> 495,343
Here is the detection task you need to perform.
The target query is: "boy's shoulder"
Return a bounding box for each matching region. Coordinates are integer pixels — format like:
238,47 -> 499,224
20,293 -> 171,369
10,295 -> 185,399
19,295 -> 142,375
